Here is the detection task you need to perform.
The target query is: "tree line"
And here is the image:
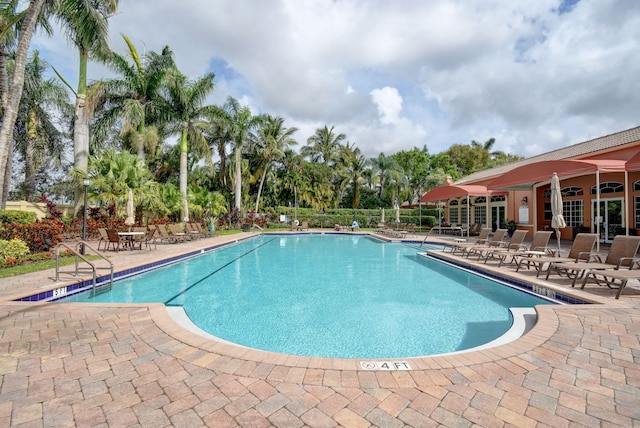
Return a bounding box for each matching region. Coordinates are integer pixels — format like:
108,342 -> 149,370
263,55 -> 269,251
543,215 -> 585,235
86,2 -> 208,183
0,1 -> 523,224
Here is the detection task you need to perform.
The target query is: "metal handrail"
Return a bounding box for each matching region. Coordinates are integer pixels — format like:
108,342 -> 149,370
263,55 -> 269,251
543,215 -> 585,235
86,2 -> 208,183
55,241 -> 114,296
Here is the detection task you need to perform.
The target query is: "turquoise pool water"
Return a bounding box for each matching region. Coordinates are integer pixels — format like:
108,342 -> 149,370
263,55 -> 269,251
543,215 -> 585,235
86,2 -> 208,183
62,234 -> 553,358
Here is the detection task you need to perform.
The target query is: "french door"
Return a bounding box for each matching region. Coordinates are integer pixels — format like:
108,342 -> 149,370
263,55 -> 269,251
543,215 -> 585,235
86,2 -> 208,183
592,198 -> 623,243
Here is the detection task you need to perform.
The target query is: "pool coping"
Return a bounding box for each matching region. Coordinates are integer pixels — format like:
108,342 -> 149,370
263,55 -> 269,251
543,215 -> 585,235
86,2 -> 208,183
4,231 -> 636,375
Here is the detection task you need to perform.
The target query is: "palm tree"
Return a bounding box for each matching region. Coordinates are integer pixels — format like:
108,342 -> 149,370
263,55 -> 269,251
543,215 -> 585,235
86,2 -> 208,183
92,35 -> 174,161
251,115 -> 297,213
53,0 -> 119,209
218,96 -> 262,211
76,148 -> 162,221
159,67 -> 216,221
338,142 -> 366,209
14,50 -> 72,200
0,0 -> 47,207
301,125 -> 346,166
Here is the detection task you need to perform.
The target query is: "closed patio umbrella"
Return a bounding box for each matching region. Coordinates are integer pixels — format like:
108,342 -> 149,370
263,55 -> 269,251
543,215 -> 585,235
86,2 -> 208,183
380,208 -> 385,224
550,172 -> 566,252
125,189 -> 135,230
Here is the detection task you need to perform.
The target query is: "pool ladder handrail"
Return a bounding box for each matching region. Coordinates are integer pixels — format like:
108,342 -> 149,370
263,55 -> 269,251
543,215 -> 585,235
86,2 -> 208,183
55,241 -> 114,296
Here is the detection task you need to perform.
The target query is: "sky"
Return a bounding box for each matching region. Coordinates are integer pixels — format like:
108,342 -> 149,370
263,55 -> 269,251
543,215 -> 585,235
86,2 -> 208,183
30,0 -> 640,160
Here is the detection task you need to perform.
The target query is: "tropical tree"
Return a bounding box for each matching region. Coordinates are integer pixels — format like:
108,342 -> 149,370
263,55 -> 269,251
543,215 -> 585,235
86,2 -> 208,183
337,142 -> 367,208
394,146 -> 430,206
301,125 -> 346,166
251,114 -> 297,213
92,35 -> 174,161
75,148 -> 163,221
217,96 -> 262,211
159,67 -> 216,221
14,50 -> 72,200
0,0 -> 47,207
53,0 -> 119,209
369,152 -> 399,199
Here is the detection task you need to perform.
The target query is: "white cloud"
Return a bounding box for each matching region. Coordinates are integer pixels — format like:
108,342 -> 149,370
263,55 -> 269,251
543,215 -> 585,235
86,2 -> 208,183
29,0 -> 640,159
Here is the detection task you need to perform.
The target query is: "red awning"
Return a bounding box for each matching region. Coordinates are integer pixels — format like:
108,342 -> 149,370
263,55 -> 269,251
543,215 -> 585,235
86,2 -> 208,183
625,150 -> 640,172
487,159 -> 627,190
420,185 -> 504,202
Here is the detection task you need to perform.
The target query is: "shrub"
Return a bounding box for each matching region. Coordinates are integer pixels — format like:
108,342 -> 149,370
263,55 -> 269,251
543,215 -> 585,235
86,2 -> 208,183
0,239 -> 30,265
0,209 -> 37,225
0,218 -> 64,252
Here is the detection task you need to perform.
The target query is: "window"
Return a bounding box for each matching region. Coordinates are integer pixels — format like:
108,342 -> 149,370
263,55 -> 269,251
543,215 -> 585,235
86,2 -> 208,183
563,200 -> 583,226
591,182 -> 623,194
460,207 -> 468,224
491,195 -> 505,202
635,196 -> 640,228
449,207 -> 459,224
543,186 -> 583,198
474,205 -> 487,225
543,200 -> 583,226
634,180 -> 640,191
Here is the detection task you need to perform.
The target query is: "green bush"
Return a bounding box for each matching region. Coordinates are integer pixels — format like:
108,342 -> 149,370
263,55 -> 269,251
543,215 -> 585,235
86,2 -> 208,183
0,210 -> 37,225
0,239 -> 30,265
0,218 -> 64,252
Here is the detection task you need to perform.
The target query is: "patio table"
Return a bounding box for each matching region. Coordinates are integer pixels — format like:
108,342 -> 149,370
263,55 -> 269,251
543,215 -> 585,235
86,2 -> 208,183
118,231 -> 145,250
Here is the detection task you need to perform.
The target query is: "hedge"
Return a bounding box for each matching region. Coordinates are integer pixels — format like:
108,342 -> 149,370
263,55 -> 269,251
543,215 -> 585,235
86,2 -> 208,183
0,210 -> 37,225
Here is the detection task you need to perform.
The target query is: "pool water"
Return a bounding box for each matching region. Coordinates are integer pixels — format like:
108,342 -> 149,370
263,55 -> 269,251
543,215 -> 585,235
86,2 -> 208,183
62,234 -> 553,358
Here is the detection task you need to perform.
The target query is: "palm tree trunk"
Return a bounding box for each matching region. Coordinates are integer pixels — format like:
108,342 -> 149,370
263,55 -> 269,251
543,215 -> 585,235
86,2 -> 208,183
73,48 -> 90,214
255,166 -> 268,213
0,0 -> 45,208
179,129 -> 189,222
234,147 -> 242,210
25,137 -> 36,201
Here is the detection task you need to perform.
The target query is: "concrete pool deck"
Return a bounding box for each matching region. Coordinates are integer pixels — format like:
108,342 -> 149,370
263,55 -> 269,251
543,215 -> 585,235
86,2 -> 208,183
1,230 -> 639,426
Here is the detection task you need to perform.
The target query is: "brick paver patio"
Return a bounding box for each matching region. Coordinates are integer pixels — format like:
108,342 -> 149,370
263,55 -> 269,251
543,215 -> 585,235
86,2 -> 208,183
1,231 -> 639,426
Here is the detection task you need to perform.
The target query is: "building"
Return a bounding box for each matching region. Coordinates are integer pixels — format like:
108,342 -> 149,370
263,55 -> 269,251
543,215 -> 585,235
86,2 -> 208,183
421,126 -> 640,243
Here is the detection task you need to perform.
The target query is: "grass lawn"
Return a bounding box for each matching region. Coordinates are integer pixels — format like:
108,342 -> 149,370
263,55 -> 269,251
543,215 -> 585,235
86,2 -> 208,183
0,255 -> 103,279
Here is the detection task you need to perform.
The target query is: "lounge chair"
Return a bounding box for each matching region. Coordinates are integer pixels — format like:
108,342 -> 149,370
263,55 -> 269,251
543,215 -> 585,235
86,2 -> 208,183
156,224 -> 180,243
185,222 -> 202,239
463,229 -> 508,258
547,235 -> 640,287
515,233 -> 597,276
447,227 -> 491,254
578,261 -> 640,299
473,230 -> 528,263
169,223 -> 189,241
484,230 -> 553,267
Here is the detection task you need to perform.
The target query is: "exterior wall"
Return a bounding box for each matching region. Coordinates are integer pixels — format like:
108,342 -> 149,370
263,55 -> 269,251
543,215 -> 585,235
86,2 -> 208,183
4,201 -> 74,220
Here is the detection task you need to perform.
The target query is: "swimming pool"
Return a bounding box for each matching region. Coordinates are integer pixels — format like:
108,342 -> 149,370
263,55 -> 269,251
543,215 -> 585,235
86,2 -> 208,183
61,234 -> 554,358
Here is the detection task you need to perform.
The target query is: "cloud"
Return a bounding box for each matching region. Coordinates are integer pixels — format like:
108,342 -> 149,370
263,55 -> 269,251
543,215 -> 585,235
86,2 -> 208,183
29,0 -> 640,160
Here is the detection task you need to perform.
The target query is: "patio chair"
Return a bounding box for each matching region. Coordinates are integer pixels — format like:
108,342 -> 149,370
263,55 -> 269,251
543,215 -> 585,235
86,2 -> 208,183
141,227 -> 157,250
546,235 -> 640,287
97,228 -> 109,251
485,230 -> 553,267
463,229 -> 508,258
447,227 -> 491,254
515,233 -> 598,276
578,260 -> 640,299
300,221 -> 309,231
105,229 -> 122,252
130,226 -> 147,250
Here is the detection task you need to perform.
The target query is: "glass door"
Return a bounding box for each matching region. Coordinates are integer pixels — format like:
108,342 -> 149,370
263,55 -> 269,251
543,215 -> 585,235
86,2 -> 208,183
592,198 -> 623,242
491,206 -> 506,232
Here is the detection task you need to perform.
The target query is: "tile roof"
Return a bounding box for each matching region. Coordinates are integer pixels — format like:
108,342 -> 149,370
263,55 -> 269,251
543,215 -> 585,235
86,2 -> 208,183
455,125 -> 640,184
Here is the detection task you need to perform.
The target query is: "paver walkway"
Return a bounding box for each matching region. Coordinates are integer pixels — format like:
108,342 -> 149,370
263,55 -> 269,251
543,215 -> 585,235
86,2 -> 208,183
1,231 -> 639,427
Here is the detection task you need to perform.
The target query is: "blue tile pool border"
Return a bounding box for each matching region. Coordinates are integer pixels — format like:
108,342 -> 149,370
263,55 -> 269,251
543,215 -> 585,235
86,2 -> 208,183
424,251 -> 592,305
16,235 -> 258,303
